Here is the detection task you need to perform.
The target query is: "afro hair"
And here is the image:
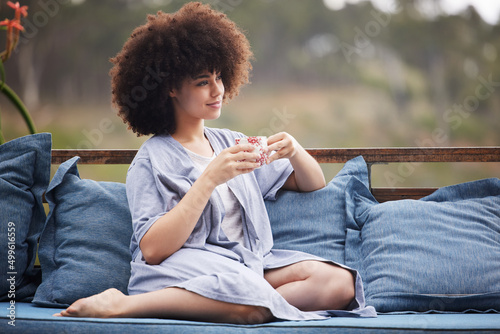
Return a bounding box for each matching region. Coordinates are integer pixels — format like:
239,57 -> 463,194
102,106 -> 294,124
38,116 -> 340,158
109,2 -> 253,136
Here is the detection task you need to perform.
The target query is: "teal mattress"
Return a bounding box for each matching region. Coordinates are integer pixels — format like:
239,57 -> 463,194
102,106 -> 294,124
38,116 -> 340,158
1,302 -> 499,333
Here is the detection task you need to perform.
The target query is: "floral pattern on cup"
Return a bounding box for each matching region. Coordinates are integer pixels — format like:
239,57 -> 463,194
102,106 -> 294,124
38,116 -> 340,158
235,136 -> 268,167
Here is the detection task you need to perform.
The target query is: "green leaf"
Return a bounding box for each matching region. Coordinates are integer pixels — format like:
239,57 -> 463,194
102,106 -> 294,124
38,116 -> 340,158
0,102 -> 4,145
0,60 -> 5,89
0,83 -> 36,135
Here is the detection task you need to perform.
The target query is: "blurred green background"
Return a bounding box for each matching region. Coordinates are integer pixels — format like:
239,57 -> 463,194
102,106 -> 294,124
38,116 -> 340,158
1,0 -> 498,186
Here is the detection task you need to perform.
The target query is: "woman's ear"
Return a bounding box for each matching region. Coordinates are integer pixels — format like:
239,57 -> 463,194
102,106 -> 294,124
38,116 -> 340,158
169,89 -> 176,98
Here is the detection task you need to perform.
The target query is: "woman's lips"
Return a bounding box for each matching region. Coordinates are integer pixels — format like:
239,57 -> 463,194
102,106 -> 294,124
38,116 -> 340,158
207,100 -> 222,108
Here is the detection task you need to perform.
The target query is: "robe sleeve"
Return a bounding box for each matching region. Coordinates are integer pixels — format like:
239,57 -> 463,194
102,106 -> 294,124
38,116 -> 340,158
253,158 -> 293,201
126,156 -> 178,257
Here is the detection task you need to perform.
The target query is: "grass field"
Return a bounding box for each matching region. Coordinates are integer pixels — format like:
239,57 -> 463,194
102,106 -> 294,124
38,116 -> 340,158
2,84 -> 498,187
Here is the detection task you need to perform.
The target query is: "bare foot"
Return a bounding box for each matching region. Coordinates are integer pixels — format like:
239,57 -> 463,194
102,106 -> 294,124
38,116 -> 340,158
53,288 -> 126,318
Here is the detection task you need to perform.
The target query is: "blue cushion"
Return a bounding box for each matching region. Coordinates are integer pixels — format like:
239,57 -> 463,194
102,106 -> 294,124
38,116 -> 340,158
0,133 -> 51,302
345,177 -> 500,313
3,301 -> 500,333
33,157 -> 133,307
266,156 -> 369,264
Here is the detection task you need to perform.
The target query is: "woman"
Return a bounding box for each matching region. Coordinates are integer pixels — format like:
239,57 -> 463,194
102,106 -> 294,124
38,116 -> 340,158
56,2 -> 375,323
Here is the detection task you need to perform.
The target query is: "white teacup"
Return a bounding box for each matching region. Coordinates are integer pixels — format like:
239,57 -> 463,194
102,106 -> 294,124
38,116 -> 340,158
235,136 -> 268,167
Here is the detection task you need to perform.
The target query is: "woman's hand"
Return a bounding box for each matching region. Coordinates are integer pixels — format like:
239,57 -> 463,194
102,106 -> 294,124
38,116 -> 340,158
266,132 -> 326,192
266,132 -> 299,164
202,143 -> 261,187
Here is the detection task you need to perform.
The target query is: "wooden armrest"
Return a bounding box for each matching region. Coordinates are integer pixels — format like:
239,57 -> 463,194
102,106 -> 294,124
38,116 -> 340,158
51,147 -> 500,164
49,147 -> 499,202
371,188 -> 439,202
307,147 -> 500,163
51,149 -> 137,164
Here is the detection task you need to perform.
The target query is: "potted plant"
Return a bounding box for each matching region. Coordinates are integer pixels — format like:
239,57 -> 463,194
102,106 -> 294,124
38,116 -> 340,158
0,1 -> 36,144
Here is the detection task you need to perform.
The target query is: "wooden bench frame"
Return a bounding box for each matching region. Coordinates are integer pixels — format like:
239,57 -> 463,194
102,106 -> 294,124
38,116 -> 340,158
51,147 -> 500,202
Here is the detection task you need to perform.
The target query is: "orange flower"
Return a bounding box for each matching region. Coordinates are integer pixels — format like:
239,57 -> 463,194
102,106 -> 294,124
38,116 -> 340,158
7,2 -> 28,22
0,16 -> 26,62
0,18 -> 25,32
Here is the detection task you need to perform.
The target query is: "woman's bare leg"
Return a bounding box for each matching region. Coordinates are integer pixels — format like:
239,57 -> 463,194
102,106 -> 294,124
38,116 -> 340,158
264,260 -> 355,312
54,287 -> 273,324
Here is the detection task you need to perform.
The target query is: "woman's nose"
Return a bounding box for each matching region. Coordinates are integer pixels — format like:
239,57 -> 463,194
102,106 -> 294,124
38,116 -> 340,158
212,81 -> 224,97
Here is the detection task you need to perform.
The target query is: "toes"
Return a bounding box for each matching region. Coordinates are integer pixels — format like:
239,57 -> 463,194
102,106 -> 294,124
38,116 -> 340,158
52,289 -> 124,318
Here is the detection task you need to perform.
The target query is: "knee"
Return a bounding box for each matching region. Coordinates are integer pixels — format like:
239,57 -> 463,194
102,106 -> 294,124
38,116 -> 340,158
327,267 -> 356,310
228,305 -> 273,324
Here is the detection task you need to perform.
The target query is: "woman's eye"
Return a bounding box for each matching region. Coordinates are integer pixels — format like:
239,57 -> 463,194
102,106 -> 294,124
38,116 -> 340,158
197,81 -> 208,86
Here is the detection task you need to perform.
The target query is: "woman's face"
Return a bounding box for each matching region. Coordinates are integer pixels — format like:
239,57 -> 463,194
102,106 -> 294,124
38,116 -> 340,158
169,71 -> 225,123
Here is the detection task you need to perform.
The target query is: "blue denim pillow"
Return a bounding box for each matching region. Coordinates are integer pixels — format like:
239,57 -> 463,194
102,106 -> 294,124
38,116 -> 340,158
0,133 -> 51,302
266,156 -> 369,264
33,157 -> 133,307
345,177 -> 500,313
